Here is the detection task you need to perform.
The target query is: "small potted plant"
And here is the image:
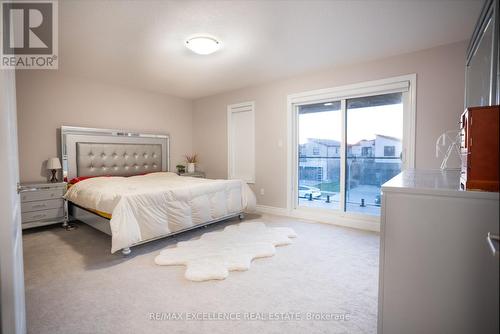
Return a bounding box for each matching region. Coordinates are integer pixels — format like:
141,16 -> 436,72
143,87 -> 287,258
176,164 -> 186,174
185,154 -> 198,173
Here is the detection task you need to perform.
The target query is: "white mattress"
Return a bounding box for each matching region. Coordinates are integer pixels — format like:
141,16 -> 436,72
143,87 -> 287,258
64,172 -> 256,253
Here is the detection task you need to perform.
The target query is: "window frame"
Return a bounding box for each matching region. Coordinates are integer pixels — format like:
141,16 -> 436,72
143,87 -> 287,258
286,74 -> 416,229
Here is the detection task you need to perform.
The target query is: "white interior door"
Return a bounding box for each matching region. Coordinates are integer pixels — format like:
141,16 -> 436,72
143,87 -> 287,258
227,102 -> 255,183
0,70 -> 27,334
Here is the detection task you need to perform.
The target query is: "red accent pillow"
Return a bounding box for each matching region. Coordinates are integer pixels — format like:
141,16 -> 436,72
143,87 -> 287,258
68,175 -> 109,185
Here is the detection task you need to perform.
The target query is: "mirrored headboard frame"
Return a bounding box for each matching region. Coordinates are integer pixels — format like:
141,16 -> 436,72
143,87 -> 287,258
61,126 -> 170,181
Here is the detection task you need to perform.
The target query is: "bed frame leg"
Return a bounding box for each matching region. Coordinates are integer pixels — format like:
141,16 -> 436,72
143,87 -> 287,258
238,213 -> 245,220
121,248 -> 131,256
62,220 -> 76,231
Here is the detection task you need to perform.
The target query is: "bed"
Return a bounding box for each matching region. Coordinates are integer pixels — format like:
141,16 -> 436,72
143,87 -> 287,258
61,126 -> 256,255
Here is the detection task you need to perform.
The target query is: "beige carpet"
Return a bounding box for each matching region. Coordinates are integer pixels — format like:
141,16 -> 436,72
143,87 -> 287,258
23,214 -> 379,334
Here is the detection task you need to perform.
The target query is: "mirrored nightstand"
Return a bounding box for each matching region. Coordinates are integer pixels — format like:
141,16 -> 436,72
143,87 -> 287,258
19,182 -> 68,229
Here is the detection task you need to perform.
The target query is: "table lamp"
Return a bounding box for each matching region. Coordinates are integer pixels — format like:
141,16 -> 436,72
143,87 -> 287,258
47,157 -> 61,183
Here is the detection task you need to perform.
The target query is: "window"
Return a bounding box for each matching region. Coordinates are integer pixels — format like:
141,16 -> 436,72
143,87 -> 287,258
346,93 -> 403,215
384,146 -> 395,156
227,101 -> 255,183
289,74 -> 416,220
361,147 -> 373,157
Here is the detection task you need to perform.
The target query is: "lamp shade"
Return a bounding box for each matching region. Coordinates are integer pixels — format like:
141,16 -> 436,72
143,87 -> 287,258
46,157 -> 61,170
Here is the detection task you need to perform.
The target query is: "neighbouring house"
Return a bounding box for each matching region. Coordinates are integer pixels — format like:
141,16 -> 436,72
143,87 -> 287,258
300,135 -> 402,187
347,135 -> 402,187
299,138 -> 341,185
374,134 -> 402,163
348,134 -> 401,160
348,139 -> 375,158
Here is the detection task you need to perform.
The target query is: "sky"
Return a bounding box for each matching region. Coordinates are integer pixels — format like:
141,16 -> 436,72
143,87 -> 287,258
299,104 -> 403,144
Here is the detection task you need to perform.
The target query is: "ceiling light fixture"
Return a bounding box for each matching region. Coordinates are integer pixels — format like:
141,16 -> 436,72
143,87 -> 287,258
324,102 -> 333,106
185,36 -> 220,55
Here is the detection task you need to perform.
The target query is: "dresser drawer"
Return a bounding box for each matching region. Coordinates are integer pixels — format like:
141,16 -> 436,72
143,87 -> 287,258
21,199 -> 64,213
21,188 -> 65,202
22,208 -> 65,224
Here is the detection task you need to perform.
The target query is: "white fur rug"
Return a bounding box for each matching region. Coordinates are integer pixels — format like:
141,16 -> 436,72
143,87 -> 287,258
154,222 -> 297,281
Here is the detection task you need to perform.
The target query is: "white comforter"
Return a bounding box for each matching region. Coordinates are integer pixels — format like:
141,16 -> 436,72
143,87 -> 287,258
64,172 -> 256,253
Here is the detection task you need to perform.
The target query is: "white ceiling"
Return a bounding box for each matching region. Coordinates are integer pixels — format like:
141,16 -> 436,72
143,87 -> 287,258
58,0 -> 482,99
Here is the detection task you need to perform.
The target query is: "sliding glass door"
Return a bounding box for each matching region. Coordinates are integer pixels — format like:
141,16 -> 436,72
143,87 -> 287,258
292,77 -> 413,218
298,101 -> 342,211
345,93 -> 403,215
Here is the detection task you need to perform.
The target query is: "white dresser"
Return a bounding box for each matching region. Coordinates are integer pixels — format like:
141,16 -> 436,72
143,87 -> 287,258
19,182 -> 68,229
378,169 -> 499,334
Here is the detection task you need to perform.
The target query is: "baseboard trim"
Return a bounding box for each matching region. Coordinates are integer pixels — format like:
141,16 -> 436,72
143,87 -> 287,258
255,205 -> 289,216
256,205 -> 380,232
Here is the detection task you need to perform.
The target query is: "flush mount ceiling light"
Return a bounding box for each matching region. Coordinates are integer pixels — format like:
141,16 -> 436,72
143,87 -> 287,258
185,36 -> 220,55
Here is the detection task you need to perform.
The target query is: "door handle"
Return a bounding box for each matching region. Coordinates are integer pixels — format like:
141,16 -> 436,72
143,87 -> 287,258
487,233 -> 499,257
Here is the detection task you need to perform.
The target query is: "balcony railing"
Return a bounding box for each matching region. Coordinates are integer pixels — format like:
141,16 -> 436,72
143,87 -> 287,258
299,155 -> 401,160
298,155 -> 402,215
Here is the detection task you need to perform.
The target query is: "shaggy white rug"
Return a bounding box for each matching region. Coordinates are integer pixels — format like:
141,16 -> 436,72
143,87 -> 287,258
154,222 -> 297,281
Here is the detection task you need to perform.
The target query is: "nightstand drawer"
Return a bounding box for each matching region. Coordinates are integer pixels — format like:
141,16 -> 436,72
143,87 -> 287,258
22,208 -> 64,224
21,199 -> 64,213
21,188 -> 65,202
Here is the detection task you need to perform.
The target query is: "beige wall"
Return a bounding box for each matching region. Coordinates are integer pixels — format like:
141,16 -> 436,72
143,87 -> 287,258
16,71 -> 193,182
192,41 -> 467,208
15,41 -> 467,202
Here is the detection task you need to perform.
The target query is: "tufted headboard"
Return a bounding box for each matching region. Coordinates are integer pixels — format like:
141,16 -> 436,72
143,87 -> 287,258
76,142 -> 163,177
61,126 -> 169,181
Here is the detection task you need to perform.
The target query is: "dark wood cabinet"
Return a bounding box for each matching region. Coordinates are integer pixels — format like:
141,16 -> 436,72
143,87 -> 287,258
460,105 -> 499,191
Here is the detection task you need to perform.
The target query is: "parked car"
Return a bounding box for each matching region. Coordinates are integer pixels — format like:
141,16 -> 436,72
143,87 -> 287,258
298,185 -> 322,199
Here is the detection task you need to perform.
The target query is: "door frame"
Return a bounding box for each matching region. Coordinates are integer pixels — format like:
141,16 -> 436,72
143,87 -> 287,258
286,74 -> 416,230
0,70 -> 26,334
